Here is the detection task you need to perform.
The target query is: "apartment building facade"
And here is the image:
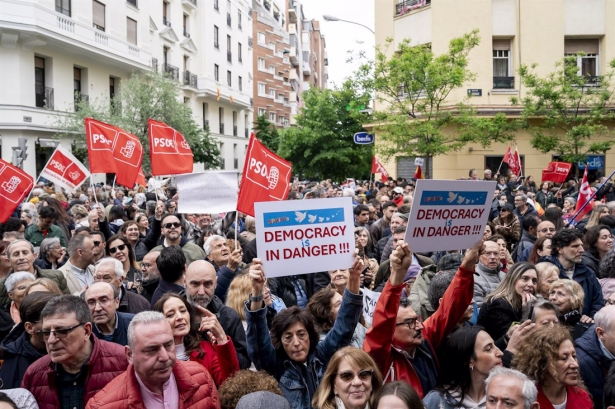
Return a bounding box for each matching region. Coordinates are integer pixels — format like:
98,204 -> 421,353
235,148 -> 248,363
0,0 -> 253,177
375,0 -> 615,180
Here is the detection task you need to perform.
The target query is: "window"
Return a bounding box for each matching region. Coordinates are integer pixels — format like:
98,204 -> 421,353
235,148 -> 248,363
492,39 -> 513,89
74,67 -> 81,96
278,93 -> 284,102
219,107 -> 224,134
214,0 -> 219,11
258,82 -> 266,95
227,35 -> 231,51
565,39 -> 599,78
183,14 -> 189,37
214,64 -> 219,81
214,26 -> 219,48
56,0 -> 71,16
258,108 -> 267,116
238,76 -> 242,91
269,88 -> 275,98
269,112 -> 276,122
238,10 -> 242,29
238,43 -> 242,62
93,0 -> 106,31
127,0 -> 137,6
258,58 -> 266,70
269,42 -> 275,50
127,17 -> 137,45
35,57 -> 46,108
109,77 -> 116,98
258,32 -> 266,44
227,70 -> 232,87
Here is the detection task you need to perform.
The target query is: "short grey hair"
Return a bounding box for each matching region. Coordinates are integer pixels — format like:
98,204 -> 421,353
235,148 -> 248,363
342,188 -> 355,198
95,257 -> 125,278
127,311 -> 168,349
203,234 -> 225,256
485,367 -> 537,409
5,239 -> 35,258
39,237 -> 61,259
5,272 -> 36,292
594,305 -> 615,332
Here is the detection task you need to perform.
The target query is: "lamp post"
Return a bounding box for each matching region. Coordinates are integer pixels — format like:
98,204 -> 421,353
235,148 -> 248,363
322,15 -> 375,35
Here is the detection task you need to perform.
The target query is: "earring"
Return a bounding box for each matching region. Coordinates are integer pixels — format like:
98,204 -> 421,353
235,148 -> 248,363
470,365 -> 474,371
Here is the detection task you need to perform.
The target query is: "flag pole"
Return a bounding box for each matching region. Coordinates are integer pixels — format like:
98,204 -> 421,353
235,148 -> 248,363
90,177 -> 99,207
569,168 -> 615,225
234,211 -> 238,245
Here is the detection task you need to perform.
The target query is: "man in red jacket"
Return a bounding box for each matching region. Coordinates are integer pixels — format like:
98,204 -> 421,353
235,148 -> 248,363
22,295 -> 128,409
86,311 -> 220,409
363,240 -> 481,398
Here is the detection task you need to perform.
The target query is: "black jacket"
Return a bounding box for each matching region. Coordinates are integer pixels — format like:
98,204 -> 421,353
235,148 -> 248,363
118,287 -> 151,315
476,297 -> 521,342
150,280 -> 185,308
91,311 -> 134,346
140,279 -> 159,303
0,324 -> 46,389
269,275 -> 314,308
576,325 -> 614,409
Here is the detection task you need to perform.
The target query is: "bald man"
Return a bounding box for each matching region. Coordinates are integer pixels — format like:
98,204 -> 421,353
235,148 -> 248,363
518,220 -> 557,262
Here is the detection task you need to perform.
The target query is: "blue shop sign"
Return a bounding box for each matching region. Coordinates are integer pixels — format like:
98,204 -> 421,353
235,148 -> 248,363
353,132 -> 375,144
578,156 -> 604,170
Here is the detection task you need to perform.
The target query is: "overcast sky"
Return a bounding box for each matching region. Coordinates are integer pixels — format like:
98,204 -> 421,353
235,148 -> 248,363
300,0 -> 375,89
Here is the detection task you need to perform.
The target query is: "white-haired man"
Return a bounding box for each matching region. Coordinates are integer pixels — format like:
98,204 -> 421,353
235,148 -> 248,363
203,235 -> 242,303
485,366 -> 539,409
93,258 -> 150,315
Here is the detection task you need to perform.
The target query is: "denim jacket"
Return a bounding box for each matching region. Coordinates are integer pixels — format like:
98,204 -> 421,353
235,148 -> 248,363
245,288 -> 363,409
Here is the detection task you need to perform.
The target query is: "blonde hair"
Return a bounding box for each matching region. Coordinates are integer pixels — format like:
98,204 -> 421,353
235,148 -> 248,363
485,262 -> 536,311
225,273 -> 251,320
25,277 -> 63,295
549,279 -> 584,312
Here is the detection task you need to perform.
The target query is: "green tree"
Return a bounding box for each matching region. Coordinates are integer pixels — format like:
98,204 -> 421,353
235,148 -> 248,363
253,114 -> 280,152
277,80 -> 373,180
354,30 -> 516,170
512,56 -> 615,177
55,70 -> 220,171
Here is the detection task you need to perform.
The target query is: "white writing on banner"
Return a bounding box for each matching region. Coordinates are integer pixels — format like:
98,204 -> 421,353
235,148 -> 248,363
39,145 -> 90,193
404,180 -> 496,252
362,288 -> 381,327
255,197 -> 355,278
176,171 -> 238,214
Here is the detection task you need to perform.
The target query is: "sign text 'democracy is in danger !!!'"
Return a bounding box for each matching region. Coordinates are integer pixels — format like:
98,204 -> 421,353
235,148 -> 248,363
255,197 -> 355,278
404,179 -> 496,252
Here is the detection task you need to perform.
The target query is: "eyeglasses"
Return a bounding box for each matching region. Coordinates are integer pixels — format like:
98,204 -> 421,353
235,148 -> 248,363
92,241 -> 101,247
337,370 -> 374,382
86,298 -> 115,308
108,244 -> 126,254
395,316 -> 423,330
93,275 -> 114,283
36,322 -> 86,342
140,262 -> 152,270
163,222 -> 181,229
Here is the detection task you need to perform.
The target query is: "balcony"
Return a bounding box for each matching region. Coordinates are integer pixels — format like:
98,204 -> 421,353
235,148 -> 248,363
227,13 -> 231,27
182,0 -> 197,9
234,158 -> 238,169
324,52 -> 328,66
396,0 -> 431,16
493,77 -> 515,89
273,11 -> 280,21
220,123 -> 225,134
74,92 -> 89,111
288,7 -> 297,23
163,16 -> 171,27
289,47 -> 298,67
152,57 -> 158,72
183,27 -> 190,38
582,75 -> 601,87
163,63 -> 179,80
233,125 -> 238,136
183,70 -> 198,88
203,119 -> 210,131
35,85 -> 54,109
227,51 -> 232,63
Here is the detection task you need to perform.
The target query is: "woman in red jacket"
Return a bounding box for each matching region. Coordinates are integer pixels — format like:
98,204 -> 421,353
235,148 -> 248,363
153,293 -> 239,387
513,325 -> 593,409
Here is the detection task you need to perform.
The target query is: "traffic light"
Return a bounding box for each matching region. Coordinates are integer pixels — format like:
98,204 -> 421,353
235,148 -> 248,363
12,137 -> 28,169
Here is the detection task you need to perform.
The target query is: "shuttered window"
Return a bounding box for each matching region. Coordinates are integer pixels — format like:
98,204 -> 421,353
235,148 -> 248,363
127,17 -> 137,45
93,1 -> 105,31
564,39 -> 599,54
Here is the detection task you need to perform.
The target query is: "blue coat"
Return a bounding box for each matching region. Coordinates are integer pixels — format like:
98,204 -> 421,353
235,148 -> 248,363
0,324 -> 45,389
575,325 -> 614,409
92,311 -> 134,346
245,288 -> 363,409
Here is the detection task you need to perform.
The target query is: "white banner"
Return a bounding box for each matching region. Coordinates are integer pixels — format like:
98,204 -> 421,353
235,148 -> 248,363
254,197 -> 355,278
404,179 -> 496,252
176,171 -> 238,214
39,144 -> 90,193
362,288 -> 381,327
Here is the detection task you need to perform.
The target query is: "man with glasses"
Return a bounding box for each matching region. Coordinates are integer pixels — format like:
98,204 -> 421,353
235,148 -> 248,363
90,231 -> 106,263
58,233 -> 96,295
85,282 -> 135,346
139,251 -> 161,303
150,214 -> 205,266
93,258 -> 150,314
24,206 -> 67,248
512,194 -> 537,231
473,241 -> 506,308
364,240 -> 480,398
22,295 -> 128,408
517,220 -> 556,262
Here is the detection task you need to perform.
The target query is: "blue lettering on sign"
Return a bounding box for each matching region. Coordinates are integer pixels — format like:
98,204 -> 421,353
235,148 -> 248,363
264,208 -> 345,228
578,156 -> 604,170
420,191 -> 488,206
353,132 -> 375,144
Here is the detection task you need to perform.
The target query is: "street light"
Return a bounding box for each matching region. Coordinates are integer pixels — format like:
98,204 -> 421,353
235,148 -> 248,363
322,15 -> 375,35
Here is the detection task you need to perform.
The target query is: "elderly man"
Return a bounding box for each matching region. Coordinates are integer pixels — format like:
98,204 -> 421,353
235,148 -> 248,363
485,367 -> 539,409
22,295 -> 128,408
93,258 -> 150,314
0,240 -> 69,304
473,240 -> 506,307
139,251 -> 161,303
364,240 -> 479,398
58,233 -> 96,295
150,214 -> 205,266
576,305 -> 615,408
24,206 -> 67,248
85,311 -> 219,409
85,282 -> 135,346
150,246 -> 186,307
203,235 -> 242,302
518,220 -> 556,262
184,260 -> 251,369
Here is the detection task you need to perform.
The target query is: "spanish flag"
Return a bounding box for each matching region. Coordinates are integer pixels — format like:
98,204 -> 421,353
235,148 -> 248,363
414,165 -> 424,179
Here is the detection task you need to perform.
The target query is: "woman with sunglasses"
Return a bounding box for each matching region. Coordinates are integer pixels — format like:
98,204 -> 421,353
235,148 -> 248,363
423,326 -> 503,409
106,235 -> 141,292
312,347 -> 383,409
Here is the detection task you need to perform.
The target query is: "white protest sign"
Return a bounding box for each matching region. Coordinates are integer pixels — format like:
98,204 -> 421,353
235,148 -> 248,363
254,197 -> 355,278
404,179 -> 496,252
362,288 -> 381,327
414,158 -> 424,167
176,171 -> 238,214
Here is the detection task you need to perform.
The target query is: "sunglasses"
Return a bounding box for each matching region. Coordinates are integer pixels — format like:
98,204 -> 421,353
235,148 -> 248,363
337,370 -> 374,382
36,322 -> 86,342
163,222 -> 181,229
109,244 -> 126,254
93,241 -> 101,247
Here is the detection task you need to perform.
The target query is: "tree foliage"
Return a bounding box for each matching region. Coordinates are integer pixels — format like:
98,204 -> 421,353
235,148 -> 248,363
253,115 -> 280,152
54,70 -> 220,171
277,80 -> 373,180
512,55 -> 615,175
354,30 -> 517,161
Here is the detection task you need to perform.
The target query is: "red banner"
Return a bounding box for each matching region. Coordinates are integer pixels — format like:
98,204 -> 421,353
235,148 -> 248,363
0,159 -> 34,223
503,146 -> 521,176
40,145 -> 90,193
85,118 -> 143,188
573,166 -> 594,222
542,162 -> 572,184
414,165 -> 424,180
136,167 -> 146,187
371,156 -> 389,182
147,119 -> 193,176
237,133 -> 292,217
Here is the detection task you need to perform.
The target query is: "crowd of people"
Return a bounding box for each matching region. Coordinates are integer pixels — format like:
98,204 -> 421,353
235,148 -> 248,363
0,170 -> 613,409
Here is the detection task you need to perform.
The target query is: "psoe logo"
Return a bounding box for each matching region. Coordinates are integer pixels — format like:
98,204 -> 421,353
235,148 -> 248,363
68,171 -> 81,181
1,176 -> 21,193
120,141 -> 136,158
249,159 -> 281,189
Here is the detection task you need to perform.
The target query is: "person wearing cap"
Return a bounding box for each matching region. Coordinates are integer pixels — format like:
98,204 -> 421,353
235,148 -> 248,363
492,203 -> 521,251
391,187 -> 404,206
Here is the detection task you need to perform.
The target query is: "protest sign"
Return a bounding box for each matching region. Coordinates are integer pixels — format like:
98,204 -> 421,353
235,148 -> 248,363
362,288 -> 381,327
39,145 -> 89,193
176,171 -> 238,214
404,179 -> 496,252
255,197 -> 355,278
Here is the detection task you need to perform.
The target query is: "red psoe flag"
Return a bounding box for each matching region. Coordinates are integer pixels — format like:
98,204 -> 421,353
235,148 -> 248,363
0,159 -> 34,223
503,146 -> 521,176
414,165 -> 424,179
40,145 -> 90,193
147,119 -> 194,176
371,156 -> 390,182
237,133 -> 292,217
542,162 -> 572,184
573,166 -> 594,222
135,167 -> 146,187
85,118 -> 143,188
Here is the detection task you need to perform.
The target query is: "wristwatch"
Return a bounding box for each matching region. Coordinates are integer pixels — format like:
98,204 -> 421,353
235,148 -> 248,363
249,293 -> 264,303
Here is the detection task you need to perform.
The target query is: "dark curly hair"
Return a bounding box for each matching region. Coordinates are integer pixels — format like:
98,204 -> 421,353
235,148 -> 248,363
550,229 -> 583,257
270,306 -> 320,360
307,287 -> 337,333
218,370 -> 282,409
